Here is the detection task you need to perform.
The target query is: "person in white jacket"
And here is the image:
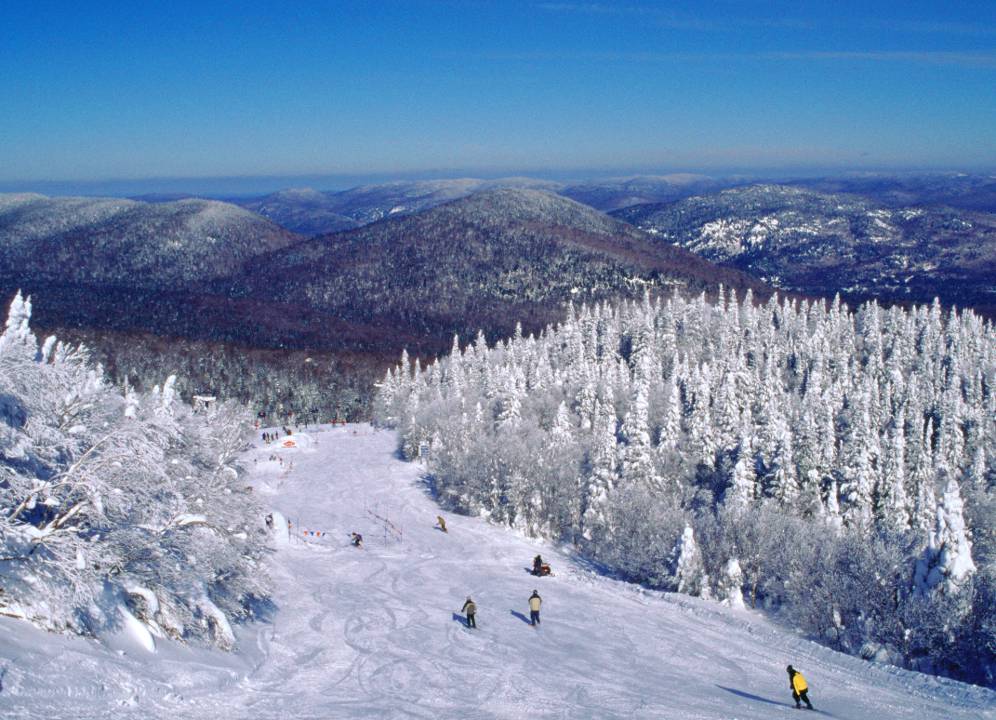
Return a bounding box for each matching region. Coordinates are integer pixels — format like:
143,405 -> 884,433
528,590 -> 542,626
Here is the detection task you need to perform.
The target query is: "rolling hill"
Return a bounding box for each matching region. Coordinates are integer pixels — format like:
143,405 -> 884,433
228,188 -> 776,347
0,188 -> 776,417
237,188 -> 359,236
0,193 -> 301,288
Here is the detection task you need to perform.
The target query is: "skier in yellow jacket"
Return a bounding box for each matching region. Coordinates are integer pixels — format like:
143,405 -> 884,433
786,665 -> 813,710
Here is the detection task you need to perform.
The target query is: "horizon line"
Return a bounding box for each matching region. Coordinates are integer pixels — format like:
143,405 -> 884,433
2,164 -> 995,198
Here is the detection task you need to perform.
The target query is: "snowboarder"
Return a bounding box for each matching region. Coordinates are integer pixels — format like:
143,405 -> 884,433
437,515 -> 448,533
350,532 -> 363,548
461,596 -> 477,628
528,590 -> 542,626
786,665 -> 813,710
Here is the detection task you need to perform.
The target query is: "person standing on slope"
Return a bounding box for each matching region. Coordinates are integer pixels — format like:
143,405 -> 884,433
461,596 -> 477,628
528,590 -> 542,626
436,515 -> 447,533
786,665 -> 813,710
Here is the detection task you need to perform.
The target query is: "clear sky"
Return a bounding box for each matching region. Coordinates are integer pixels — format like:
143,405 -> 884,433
2,0 -> 995,189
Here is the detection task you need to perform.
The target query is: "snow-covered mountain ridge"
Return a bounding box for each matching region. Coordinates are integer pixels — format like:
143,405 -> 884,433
0,193 -> 301,287
230,188 -> 775,352
612,185 -> 996,317
1,424 -> 992,719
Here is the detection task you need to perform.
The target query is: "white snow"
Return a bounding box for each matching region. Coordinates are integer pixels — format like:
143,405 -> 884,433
118,604 -> 157,654
0,424 -> 992,718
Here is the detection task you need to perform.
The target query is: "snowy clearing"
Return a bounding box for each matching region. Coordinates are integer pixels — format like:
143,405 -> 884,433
1,424 -> 993,719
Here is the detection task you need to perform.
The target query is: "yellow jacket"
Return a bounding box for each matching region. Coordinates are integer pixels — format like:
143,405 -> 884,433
792,672 -> 808,693
529,595 -> 542,612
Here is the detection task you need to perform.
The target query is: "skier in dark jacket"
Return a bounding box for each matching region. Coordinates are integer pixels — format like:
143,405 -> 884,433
350,532 -> 363,548
533,555 -> 544,575
787,665 -> 813,710
461,596 -> 477,628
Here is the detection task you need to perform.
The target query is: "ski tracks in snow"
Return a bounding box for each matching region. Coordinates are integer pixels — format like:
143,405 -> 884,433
2,424 -> 992,719
235,425 -> 994,720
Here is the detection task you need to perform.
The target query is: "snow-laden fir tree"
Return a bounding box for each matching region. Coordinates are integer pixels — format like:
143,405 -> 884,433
718,558 -> 746,609
913,470 -> 976,597
672,524 -> 709,598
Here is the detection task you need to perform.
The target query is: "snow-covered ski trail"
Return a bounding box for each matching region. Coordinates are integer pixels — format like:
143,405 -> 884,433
0,424 -> 993,719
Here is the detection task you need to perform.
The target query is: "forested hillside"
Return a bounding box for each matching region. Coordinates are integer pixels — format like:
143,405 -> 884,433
377,290 -> 996,685
232,188 -> 774,348
0,193 -> 299,287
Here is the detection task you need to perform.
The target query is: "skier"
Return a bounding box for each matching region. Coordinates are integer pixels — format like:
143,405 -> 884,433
528,590 -> 542,626
437,515 -> 448,533
350,532 -> 363,548
786,665 -> 813,710
461,596 -> 477,628
533,554 -> 543,575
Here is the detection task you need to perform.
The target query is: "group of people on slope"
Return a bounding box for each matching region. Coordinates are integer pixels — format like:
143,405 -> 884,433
460,590 -> 543,630
346,515 -> 814,710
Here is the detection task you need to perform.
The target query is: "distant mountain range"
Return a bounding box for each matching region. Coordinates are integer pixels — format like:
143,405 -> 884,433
236,188 -> 359,235
0,187 -> 771,417
232,178 -> 561,234
789,172 -> 996,213
2,172 -> 994,416
612,184 -> 996,316
557,173 -> 729,211
229,175 -> 736,235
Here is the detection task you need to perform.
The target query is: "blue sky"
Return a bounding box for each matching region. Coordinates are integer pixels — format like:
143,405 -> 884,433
2,0 -> 995,189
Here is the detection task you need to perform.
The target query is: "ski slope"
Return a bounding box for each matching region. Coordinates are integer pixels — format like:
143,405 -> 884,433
1,424 -> 993,719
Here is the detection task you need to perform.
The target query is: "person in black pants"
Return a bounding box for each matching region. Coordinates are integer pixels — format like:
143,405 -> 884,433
787,665 -> 814,710
528,590 -> 542,626
461,597 -> 477,628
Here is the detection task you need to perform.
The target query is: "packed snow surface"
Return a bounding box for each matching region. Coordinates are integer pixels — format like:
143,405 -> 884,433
1,425 -> 993,719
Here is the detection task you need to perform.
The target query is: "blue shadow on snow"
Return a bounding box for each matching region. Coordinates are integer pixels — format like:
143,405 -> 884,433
510,610 -> 533,625
716,685 -> 787,707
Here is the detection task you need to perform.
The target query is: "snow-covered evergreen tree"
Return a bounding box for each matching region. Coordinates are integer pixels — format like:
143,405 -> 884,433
913,472 -> 977,597
672,525 -> 710,598
718,558 -> 745,609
